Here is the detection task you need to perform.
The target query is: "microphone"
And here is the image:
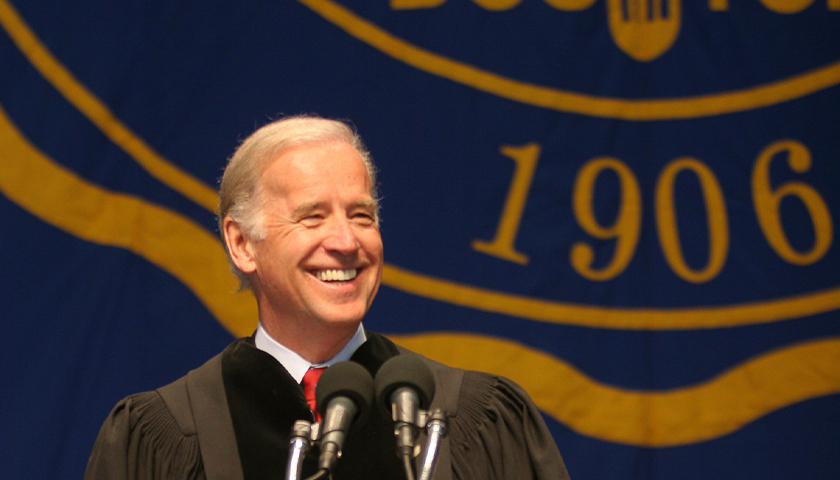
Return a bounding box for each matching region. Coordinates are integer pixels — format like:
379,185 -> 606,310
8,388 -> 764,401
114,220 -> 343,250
313,361 -> 375,474
374,354 -> 436,470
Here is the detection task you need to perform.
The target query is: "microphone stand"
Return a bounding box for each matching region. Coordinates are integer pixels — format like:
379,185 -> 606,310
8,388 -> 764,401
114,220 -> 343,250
417,409 -> 448,480
395,408 -> 448,480
286,410 -> 449,480
286,421 -> 313,480
287,421 -> 332,480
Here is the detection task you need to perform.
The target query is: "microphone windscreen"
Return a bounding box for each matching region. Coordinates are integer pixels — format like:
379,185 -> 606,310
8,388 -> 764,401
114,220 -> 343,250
315,361 -> 375,420
374,354 -> 436,412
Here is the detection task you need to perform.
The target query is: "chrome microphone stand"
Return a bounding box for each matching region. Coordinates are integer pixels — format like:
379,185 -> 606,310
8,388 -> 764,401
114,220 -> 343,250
285,410 -> 448,480
286,420 -> 316,480
417,409 -> 448,480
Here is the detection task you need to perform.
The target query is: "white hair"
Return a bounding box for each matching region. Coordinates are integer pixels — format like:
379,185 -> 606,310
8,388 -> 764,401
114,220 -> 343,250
218,114 -> 380,289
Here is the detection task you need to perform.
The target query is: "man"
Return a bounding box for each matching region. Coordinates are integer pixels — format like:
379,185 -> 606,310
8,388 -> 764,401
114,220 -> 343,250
84,115 -> 570,480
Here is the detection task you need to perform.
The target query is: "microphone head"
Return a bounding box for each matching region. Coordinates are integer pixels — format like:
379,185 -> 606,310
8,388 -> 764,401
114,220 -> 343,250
315,361 -> 375,421
374,354 -> 436,413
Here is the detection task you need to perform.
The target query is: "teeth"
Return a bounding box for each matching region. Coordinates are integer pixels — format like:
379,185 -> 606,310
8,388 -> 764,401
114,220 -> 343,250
315,269 -> 357,282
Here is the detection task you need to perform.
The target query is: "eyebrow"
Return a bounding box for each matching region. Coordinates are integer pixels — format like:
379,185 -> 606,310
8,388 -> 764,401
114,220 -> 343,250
351,199 -> 378,212
290,201 -> 324,219
290,199 -> 377,218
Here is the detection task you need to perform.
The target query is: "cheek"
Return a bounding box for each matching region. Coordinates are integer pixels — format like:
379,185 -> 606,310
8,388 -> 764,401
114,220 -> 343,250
362,235 -> 384,259
260,230 -> 313,260
252,239 -> 295,275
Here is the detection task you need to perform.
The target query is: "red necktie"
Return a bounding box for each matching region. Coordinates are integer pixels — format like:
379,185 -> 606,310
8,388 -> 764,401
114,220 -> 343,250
302,367 -> 327,421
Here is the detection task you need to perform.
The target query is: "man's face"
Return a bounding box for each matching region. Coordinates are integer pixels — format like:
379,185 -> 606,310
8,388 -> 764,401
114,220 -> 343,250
246,140 -> 383,332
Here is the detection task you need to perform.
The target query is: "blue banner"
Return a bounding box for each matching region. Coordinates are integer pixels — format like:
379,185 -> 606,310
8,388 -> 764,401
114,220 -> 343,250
1,1 -> 839,478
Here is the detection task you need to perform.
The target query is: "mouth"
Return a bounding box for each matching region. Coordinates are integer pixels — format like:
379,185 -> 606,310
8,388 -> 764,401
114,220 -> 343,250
313,268 -> 358,283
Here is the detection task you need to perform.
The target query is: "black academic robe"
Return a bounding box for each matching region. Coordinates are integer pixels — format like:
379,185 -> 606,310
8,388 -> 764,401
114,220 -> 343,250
84,332 -> 570,480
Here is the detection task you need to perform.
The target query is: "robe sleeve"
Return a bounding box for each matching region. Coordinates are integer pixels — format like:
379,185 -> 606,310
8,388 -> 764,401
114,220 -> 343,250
84,391 -> 206,480
448,371 -> 571,480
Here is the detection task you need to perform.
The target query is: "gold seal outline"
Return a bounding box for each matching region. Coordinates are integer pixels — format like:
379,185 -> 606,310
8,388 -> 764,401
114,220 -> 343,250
3,2 -> 840,445
2,0 -> 839,331
298,0 -> 840,120
4,108 -> 840,446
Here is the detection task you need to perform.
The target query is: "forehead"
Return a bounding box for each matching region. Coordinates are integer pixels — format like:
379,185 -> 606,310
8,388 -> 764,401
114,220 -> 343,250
260,140 -> 371,197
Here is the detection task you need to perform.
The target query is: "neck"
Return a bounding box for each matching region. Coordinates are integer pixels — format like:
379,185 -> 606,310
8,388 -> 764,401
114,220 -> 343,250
259,315 -> 359,364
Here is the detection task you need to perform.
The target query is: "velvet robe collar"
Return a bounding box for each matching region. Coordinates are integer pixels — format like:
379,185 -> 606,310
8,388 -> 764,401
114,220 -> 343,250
221,332 -> 407,480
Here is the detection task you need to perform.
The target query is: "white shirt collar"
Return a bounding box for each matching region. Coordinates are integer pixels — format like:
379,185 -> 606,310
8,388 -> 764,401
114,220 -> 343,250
254,322 -> 367,384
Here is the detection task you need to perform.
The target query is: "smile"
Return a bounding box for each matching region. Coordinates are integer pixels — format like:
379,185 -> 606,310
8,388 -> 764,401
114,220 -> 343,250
314,268 -> 358,282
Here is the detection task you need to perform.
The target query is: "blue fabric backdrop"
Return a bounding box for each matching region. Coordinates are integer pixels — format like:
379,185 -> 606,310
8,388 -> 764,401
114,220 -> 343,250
1,1 -> 839,478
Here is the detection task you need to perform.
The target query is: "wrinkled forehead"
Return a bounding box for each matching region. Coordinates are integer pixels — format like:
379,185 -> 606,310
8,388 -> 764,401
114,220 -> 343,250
259,140 -> 372,198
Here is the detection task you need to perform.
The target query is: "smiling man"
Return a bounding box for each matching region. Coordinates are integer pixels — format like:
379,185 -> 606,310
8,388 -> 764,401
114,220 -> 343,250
84,115 -> 570,480
223,134 -> 383,364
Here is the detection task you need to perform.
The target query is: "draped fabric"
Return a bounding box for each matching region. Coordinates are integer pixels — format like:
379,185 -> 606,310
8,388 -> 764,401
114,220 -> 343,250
83,334 -> 568,480
85,392 -> 206,480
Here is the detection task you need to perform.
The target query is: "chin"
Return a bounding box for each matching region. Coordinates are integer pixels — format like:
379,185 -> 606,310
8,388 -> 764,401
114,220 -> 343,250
317,310 -> 366,328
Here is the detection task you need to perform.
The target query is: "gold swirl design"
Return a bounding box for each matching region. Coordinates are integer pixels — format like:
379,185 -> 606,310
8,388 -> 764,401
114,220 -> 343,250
296,0 -> 840,120
391,332 -> 840,446
383,264 -> 840,329
0,0 -> 217,211
2,0 -> 838,331
0,104 -> 258,337
1,0 -> 839,446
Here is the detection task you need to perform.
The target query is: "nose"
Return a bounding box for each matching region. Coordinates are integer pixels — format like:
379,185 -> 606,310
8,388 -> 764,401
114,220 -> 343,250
322,216 -> 360,254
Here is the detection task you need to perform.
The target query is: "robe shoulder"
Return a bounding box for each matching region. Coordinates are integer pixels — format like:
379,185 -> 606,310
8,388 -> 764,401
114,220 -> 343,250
84,390 -> 205,480
448,370 -> 571,480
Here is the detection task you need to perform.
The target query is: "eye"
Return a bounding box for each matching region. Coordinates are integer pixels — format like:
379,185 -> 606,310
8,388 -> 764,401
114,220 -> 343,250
299,214 -> 324,227
347,213 -> 372,227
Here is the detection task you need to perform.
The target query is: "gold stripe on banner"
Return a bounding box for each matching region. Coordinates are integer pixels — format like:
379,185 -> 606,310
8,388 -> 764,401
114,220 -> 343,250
2,0 -> 839,331
392,332 -> 840,446
0,0 -> 218,212
296,0 -> 840,120
383,264 -> 840,330
2,111 -> 837,445
2,5 -> 840,447
0,105 -> 258,338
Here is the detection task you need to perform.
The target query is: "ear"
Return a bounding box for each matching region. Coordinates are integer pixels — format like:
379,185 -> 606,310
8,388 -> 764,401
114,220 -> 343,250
223,216 -> 257,275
